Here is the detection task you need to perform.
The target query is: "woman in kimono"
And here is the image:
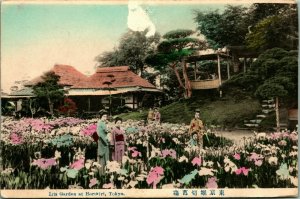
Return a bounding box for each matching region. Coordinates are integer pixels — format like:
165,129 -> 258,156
110,117 -> 126,163
97,111 -> 109,175
153,108 -> 161,124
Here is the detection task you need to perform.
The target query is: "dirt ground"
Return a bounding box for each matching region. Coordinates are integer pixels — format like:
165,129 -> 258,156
213,129 -> 255,146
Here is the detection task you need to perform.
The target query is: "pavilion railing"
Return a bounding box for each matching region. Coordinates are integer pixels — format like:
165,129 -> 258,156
190,79 -> 220,89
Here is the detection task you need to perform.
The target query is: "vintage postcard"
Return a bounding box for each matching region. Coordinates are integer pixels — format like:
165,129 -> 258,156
0,0 -> 298,198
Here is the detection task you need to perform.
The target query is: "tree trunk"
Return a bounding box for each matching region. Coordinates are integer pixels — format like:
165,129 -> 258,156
48,97 -> 54,116
170,62 -> 185,89
182,60 -> 192,99
275,97 -> 280,132
29,99 -> 36,118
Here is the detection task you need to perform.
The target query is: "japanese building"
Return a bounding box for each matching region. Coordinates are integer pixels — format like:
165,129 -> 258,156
4,64 -> 162,113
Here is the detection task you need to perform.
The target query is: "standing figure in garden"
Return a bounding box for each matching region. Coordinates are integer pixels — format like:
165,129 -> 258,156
97,111 -> 109,174
147,107 -> 154,124
189,109 -> 204,147
110,117 -> 126,163
153,107 -> 161,124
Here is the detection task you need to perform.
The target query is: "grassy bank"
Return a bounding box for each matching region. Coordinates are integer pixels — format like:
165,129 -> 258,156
118,97 -> 261,128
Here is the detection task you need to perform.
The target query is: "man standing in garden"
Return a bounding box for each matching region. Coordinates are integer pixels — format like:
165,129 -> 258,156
97,110 -> 109,175
189,109 -> 204,147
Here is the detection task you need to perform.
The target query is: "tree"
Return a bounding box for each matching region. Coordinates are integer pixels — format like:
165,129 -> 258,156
146,29 -> 207,99
95,29 -> 161,76
255,76 -> 295,132
194,5 -> 249,48
32,71 -> 65,116
246,3 -> 291,25
224,48 -> 297,130
246,4 -> 298,51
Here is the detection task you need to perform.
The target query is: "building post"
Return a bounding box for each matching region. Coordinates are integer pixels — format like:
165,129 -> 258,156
243,57 -> 247,73
217,54 -> 222,86
194,62 -> 197,80
227,60 -> 230,80
87,97 -> 90,112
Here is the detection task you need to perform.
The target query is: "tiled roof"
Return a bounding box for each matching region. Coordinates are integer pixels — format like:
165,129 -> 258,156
25,64 -> 88,86
72,66 -> 156,89
25,65 -> 156,89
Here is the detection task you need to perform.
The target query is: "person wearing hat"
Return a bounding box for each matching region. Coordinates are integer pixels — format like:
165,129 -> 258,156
97,110 -> 109,175
189,109 -> 204,147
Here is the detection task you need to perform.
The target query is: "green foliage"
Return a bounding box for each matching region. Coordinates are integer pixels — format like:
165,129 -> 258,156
247,3 -> 291,25
33,72 -> 64,98
1,100 -> 15,116
158,38 -> 200,53
255,76 -> 295,99
145,29 -> 207,99
246,5 -> 298,51
255,83 -> 288,99
194,4 -> 297,51
32,72 -> 65,115
194,5 -> 248,48
95,29 -> 161,74
163,29 -> 195,39
251,48 -> 297,100
118,97 -> 260,127
222,72 -> 261,92
223,48 -> 297,103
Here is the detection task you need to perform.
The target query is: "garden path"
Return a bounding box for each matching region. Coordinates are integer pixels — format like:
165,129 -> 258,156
214,130 -> 254,146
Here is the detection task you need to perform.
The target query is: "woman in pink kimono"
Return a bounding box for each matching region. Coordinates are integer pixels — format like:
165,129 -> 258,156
110,117 -> 126,163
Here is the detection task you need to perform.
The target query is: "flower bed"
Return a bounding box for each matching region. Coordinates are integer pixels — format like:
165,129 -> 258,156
0,117 -> 298,189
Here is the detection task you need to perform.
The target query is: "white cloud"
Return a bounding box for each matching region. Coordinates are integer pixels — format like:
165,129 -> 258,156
127,0 -> 156,37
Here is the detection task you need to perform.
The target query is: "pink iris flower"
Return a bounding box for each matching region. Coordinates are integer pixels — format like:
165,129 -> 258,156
191,157 -> 202,166
102,183 -> 114,189
289,133 -> 298,142
270,133 -> 282,140
70,158 -> 84,170
205,177 -> 218,188
131,150 -> 142,157
89,178 -> 98,188
161,149 -> 176,159
81,124 -> 97,136
233,153 -> 241,160
254,160 -> 263,166
9,132 -> 23,145
146,166 -> 164,189
235,167 -> 249,176
32,158 -> 57,170
249,152 -> 259,161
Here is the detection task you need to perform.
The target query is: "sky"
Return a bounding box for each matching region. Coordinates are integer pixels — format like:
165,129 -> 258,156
1,1 -> 236,93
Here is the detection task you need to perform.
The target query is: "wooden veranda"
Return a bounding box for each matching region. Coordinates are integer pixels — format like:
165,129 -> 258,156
186,51 -> 231,90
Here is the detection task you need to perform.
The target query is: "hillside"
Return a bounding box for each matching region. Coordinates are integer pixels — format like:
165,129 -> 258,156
118,96 -> 261,129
